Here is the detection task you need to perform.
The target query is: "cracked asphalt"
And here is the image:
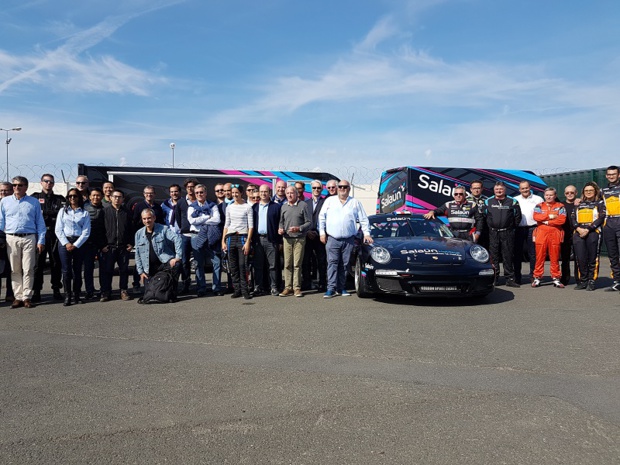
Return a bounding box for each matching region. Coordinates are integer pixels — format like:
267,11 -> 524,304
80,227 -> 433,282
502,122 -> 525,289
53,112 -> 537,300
1,264 -> 620,464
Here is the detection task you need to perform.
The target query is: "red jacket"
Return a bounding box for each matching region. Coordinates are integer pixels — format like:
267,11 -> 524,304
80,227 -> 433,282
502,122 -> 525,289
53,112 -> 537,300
533,201 -> 566,240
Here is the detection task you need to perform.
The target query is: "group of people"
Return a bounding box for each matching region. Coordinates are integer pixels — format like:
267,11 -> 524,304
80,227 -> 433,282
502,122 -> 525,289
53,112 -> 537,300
1,165 -> 616,308
426,167 -> 615,291
0,174 -> 372,307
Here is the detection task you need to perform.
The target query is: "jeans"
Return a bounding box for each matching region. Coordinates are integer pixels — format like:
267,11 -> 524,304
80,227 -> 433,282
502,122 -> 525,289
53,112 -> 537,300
192,236 -> 221,292
326,236 -> 355,292
58,240 -> 86,293
82,242 -> 99,294
226,234 -> 249,294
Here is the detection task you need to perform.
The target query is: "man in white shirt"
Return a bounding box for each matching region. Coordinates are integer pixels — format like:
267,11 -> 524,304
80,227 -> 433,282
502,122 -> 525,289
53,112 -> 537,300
318,180 -> 373,298
514,180 -> 544,284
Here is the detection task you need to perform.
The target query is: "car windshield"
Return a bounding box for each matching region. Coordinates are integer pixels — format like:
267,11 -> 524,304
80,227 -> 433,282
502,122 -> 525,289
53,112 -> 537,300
369,217 -> 454,239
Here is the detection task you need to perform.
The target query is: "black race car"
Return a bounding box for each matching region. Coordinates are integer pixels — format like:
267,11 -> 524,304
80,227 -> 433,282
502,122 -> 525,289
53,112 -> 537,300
351,213 -> 495,298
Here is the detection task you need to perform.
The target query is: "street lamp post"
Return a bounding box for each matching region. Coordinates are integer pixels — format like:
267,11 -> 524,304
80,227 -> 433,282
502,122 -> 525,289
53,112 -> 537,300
170,142 -> 176,168
0,127 -> 22,182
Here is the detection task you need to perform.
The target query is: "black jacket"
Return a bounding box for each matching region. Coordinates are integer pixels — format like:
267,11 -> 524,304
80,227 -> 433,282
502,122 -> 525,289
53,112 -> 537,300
31,191 -> 66,229
103,205 -> 133,247
483,196 -> 522,230
132,200 -> 165,231
84,203 -> 107,249
305,196 -> 326,232
252,201 -> 282,244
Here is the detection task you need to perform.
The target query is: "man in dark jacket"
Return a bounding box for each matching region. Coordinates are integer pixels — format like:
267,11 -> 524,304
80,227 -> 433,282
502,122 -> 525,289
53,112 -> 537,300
252,185 -> 282,296
31,173 -> 65,301
302,180 -> 327,291
173,177 -> 198,294
482,181 -> 522,288
84,188 -> 107,299
100,190 -> 133,302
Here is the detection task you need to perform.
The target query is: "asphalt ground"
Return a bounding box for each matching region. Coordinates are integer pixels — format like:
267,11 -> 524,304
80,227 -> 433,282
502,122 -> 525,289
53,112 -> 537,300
1,262 -> 620,464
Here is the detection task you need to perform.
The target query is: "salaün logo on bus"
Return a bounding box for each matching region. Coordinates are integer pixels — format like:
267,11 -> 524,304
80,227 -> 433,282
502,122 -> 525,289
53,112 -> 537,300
417,174 -> 455,197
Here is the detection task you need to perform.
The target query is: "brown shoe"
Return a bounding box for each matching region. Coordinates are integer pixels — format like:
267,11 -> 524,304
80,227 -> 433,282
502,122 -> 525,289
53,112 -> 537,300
120,290 -> 133,301
10,299 -> 24,309
279,288 -> 293,297
23,299 -> 35,308
294,289 -> 303,298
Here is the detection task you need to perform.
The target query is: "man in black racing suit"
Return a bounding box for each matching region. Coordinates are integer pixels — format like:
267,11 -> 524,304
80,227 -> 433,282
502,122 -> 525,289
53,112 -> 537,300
602,165 -> 620,291
481,181 -> 522,288
424,185 -> 483,241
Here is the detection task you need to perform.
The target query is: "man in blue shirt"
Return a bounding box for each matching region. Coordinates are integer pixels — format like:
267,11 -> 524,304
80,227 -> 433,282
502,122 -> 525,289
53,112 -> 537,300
318,180 -> 372,299
252,185 -> 282,296
0,176 -> 46,308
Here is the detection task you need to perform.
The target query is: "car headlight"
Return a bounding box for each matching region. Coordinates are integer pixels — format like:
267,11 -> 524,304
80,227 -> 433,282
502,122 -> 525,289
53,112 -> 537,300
469,244 -> 489,263
370,246 -> 391,264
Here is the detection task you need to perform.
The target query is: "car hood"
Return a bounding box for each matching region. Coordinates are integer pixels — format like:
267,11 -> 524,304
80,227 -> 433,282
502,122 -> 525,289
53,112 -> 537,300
374,237 -> 469,265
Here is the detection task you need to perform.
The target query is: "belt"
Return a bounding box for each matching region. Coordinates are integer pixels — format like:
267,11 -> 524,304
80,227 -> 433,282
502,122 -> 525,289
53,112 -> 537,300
519,225 -> 536,228
452,229 -> 469,232
258,234 -> 268,238
6,232 -> 34,237
490,228 -> 510,232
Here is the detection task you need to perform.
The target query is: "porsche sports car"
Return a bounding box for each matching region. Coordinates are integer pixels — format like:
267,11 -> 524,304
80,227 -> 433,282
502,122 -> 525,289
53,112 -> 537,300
351,213 -> 495,298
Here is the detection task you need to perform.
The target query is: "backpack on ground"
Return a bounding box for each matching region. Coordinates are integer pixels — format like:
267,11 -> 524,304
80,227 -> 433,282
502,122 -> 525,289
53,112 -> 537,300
139,270 -> 176,304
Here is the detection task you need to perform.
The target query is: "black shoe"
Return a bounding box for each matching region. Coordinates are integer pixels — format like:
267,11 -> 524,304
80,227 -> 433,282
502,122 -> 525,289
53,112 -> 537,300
197,290 -> 207,298
574,281 -> 587,290
31,291 -> 41,303
63,293 -> 72,307
73,293 -> 83,304
53,289 -> 64,301
506,280 -> 520,288
587,280 -> 596,291
605,282 -> 620,292
243,292 -> 252,300
231,292 -> 242,299
85,292 -> 94,300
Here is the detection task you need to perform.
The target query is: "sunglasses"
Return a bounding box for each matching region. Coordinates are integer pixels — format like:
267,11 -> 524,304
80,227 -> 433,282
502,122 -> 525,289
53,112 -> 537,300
12,184 -> 24,187
76,181 -> 87,185
42,179 -> 55,183
67,195 -> 79,199
454,193 -> 465,196
337,185 -> 350,189
195,191 -> 205,195
312,186 -> 322,190
215,189 -> 224,192
231,184 -> 240,188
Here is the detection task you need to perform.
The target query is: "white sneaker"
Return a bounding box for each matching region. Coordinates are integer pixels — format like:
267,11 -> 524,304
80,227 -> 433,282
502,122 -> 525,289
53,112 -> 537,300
552,279 -> 565,288
531,278 -> 541,288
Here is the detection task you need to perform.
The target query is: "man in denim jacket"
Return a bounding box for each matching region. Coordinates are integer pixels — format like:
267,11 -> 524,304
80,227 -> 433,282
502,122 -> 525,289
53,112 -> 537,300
135,209 -> 183,290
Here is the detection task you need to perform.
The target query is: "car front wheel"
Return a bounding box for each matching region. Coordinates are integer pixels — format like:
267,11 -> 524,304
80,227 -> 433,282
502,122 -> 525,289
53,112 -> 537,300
355,258 -> 372,298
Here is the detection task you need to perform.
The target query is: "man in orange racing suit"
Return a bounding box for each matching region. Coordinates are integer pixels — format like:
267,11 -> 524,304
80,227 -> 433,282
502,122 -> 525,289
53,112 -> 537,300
532,187 -> 566,288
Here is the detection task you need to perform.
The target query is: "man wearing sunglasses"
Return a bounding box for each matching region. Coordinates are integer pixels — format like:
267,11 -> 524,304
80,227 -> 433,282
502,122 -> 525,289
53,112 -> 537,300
31,174 -> 65,302
318,180 -> 372,298
0,176 -> 47,308
75,176 -> 90,203
423,185 -> 483,242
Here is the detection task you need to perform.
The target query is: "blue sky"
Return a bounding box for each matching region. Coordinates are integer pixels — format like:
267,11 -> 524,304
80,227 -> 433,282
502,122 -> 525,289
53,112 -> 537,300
1,0 -> 618,182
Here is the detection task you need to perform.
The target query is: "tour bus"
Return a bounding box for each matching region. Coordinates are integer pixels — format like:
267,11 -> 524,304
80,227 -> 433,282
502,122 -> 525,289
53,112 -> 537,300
78,165 -> 338,207
377,166 -> 547,214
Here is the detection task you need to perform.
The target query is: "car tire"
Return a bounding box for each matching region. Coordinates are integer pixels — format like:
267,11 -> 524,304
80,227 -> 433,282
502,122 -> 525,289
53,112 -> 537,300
355,258 -> 372,298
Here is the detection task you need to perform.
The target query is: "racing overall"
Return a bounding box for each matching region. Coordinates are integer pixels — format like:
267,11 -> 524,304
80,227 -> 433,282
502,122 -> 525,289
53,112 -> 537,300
602,182 -> 620,283
432,200 -> 483,240
532,201 -> 566,280
572,200 -> 606,284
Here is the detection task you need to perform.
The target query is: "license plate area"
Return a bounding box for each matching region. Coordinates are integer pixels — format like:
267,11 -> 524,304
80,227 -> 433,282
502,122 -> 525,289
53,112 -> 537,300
418,285 -> 459,292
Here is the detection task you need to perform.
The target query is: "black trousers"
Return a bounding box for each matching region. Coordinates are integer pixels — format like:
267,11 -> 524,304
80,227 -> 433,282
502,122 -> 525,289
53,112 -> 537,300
33,229 -> 62,291
489,229 -> 515,281
573,231 -> 602,282
560,235 -> 577,285
514,226 -> 536,283
302,236 -> 327,289
603,223 -> 620,282
253,236 -> 280,292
